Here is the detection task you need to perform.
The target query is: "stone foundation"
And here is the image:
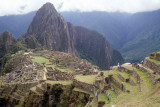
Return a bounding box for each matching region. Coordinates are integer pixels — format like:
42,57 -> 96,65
46,67 -> 74,81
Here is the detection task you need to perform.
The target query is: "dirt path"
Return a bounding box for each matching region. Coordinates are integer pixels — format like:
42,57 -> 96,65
43,67 -> 48,80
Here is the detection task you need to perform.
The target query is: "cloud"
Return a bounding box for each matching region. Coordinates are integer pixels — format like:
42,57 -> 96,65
0,0 -> 160,16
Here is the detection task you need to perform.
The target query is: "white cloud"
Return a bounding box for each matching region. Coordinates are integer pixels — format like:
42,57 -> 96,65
0,0 -> 160,16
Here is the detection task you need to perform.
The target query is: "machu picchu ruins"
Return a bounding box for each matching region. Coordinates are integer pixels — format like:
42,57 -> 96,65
0,50 -> 160,107
1,2 -> 160,107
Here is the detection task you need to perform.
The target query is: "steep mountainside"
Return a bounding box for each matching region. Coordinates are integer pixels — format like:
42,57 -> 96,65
61,10 -> 160,62
0,31 -> 16,58
0,31 -> 25,72
120,10 -> 160,62
1,10 -> 160,62
61,12 -> 130,49
21,3 -> 124,69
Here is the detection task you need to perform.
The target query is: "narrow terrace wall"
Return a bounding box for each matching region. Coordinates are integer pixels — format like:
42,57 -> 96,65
73,79 -> 95,92
132,63 -> 159,85
144,59 -> 160,73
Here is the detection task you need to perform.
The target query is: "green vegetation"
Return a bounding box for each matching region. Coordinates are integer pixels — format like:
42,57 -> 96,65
55,67 -> 74,73
31,56 -> 52,66
107,89 -> 117,98
98,93 -> 109,103
75,74 -> 97,84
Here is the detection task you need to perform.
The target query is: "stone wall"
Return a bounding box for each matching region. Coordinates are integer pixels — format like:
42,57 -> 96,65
73,79 -> 95,92
144,59 -> 160,73
132,63 -> 159,85
117,73 -> 127,82
46,67 -> 74,81
129,78 -> 136,86
16,82 -> 40,92
110,85 -> 119,95
110,76 -> 122,89
110,76 -> 128,92
94,80 -> 103,89
120,67 -> 141,83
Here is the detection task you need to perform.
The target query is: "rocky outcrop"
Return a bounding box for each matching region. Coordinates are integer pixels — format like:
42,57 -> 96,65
22,3 -> 124,69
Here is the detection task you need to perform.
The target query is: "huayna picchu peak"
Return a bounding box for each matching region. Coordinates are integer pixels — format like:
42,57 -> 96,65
21,3 -> 124,69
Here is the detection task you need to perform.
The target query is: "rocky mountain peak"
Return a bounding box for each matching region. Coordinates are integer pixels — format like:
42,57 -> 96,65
23,3 -> 124,69
25,2 -> 75,54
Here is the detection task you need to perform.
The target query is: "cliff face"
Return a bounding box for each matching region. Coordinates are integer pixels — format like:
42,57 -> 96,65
23,3 -> 124,69
67,23 -> 113,69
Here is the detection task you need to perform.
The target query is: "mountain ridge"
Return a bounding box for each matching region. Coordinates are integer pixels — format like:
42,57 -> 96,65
2,3 -> 124,70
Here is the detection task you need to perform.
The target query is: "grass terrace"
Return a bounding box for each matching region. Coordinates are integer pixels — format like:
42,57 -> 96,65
107,65 -> 160,106
107,89 -> 117,98
31,56 -> 52,66
74,74 -> 97,85
98,93 -> 109,103
55,67 -> 74,73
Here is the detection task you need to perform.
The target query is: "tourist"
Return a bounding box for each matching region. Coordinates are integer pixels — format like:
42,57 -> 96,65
141,60 -> 143,65
117,63 -> 120,70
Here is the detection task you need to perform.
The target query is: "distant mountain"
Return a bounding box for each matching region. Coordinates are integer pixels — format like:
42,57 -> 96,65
0,12 -> 35,38
1,6 -> 160,63
61,10 -> 160,62
20,3 -> 124,69
61,11 -> 131,49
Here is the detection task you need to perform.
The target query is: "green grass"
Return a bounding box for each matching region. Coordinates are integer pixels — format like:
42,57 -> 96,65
146,57 -> 160,65
107,89 -> 117,98
98,93 -> 109,103
55,67 -> 74,73
90,98 -> 98,107
31,56 -> 52,66
74,74 -> 97,84
106,65 -> 160,106
45,80 -> 73,85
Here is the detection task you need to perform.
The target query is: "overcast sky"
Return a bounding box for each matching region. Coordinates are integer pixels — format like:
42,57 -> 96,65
0,0 -> 160,16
